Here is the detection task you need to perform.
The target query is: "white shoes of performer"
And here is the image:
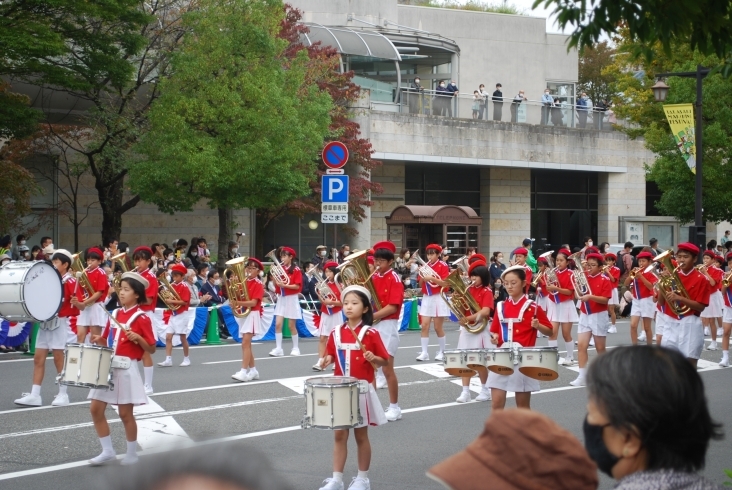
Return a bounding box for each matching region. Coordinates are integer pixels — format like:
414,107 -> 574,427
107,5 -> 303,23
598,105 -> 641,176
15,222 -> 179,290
14,393 -> 42,407
290,348 -> 301,356
232,370 -> 249,382
456,391 -> 471,403
707,341 -> 718,351
375,375 -> 387,389
347,477 -> 371,490
385,406 -> 402,421
269,348 -> 284,357
180,357 -> 191,367
717,327 -> 724,336
608,325 -> 617,334
144,384 -> 154,395
719,356 -> 730,367
247,368 -> 259,381
319,478 -> 344,490
51,393 -> 70,406
558,357 -> 576,366
88,452 -> 116,466
637,331 -> 647,343
434,351 -> 445,362
704,327 -> 711,336
312,361 -> 324,371
158,358 -> 173,367
120,454 -> 139,466
589,337 -> 595,347
475,388 -> 492,402
415,352 -> 429,362
570,376 -> 587,387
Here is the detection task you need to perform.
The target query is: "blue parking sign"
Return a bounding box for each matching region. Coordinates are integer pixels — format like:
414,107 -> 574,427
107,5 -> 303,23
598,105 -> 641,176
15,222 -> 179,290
322,175 -> 349,203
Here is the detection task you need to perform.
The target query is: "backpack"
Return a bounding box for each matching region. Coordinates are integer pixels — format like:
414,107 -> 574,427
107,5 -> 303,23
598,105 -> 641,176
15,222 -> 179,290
617,251 -> 638,278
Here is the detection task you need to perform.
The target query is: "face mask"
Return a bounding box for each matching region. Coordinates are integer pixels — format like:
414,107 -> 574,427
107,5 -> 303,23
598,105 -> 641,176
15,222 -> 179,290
166,274 -> 172,282
440,84 -> 445,87
519,93 -> 524,97
320,250 -> 327,257
107,274 -> 114,281
214,279 -> 221,286
582,417 -> 620,477
588,241 -> 593,246
495,282 -> 502,288
498,256 -> 503,261
405,254 -> 410,259
48,244 -> 54,249
20,240 -> 26,245
414,79 -> 420,83
343,251 -> 350,257
167,255 -> 174,261
545,91 -> 550,95
191,252 -> 198,257
231,247 -> 238,253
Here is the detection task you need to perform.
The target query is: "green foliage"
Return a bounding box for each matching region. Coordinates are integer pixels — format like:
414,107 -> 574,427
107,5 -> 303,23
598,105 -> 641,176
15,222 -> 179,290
401,0 -> 524,15
533,0 -> 732,71
578,42 -> 617,107
129,0 -> 333,214
0,82 -> 40,140
723,468 -> 732,485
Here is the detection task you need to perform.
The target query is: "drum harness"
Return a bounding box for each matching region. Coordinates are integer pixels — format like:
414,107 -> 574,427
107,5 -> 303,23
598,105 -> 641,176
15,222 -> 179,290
496,298 -> 535,364
333,323 -> 370,377
107,309 -> 144,370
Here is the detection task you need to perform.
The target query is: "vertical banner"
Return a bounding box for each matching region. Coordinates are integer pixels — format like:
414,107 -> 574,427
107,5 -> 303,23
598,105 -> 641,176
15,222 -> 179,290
662,103 -> 696,174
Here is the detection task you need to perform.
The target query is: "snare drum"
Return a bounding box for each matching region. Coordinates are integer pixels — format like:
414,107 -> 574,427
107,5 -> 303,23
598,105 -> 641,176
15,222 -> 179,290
0,261 -> 63,322
58,343 -> 114,390
302,376 -> 365,429
465,349 -> 488,370
443,349 -> 476,377
518,347 -> 559,381
486,348 -> 514,376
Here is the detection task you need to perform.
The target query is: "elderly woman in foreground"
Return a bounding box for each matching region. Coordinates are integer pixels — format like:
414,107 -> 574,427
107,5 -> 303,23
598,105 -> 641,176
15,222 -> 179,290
585,345 -> 724,489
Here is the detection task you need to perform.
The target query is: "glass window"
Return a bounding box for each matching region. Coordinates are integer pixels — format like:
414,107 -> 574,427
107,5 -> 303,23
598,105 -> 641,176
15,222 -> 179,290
405,164 -> 481,215
647,225 -> 673,250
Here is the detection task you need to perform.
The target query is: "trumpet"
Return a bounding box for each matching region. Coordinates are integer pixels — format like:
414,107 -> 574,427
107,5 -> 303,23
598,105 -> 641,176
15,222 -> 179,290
531,270 -> 544,288
440,269 -> 488,334
628,267 -> 641,280
71,252 -> 96,300
723,270 -> 732,287
110,252 -> 130,296
157,269 -> 182,311
223,256 -> 251,318
412,251 -> 442,284
652,251 -> 692,316
265,249 -> 290,285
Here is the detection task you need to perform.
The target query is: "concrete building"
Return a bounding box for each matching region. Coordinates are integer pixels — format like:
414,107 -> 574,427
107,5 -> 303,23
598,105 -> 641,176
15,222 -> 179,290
16,0 -> 690,259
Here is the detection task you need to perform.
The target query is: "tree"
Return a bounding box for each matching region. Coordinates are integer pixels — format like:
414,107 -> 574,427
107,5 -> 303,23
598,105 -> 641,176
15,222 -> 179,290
1,0 -> 190,243
578,41 -> 617,106
128,0 -> 333,267
606,30 -> 732,223
534,0 -> 732,73
254,5 -> 384,256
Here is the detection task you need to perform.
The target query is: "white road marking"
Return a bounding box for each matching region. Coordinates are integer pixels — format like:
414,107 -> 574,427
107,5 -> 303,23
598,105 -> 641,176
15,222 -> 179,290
112,397 -> 191,450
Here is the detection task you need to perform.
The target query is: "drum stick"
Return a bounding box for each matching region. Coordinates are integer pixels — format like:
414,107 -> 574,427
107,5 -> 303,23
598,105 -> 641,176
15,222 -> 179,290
345,323 -> 378,369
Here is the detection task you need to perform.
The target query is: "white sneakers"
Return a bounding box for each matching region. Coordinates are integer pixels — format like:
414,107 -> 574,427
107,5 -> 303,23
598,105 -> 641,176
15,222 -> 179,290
157,358 -> 173,367
704,327 -> 711,336
51,393 -> 70,406
14,393 -> 42,406
247,369 -> 260,380
312,361 -> 324,371
589,337 -> 596,347
456,391 -> 471,403
717,327 -> 724,336
415,352 -> 429,361
558,357 -> 576,366
434,351 -> 445,362
570,376 -> 586,387
120,454 -> 139,466
144,384 -> 154,395
269,348 -> 284,357
180,358 -> 191,367
637,331 -> 647,343
88,452 -> 116,466
290,348 -> 301,356
608,325 -> 617,334
375,375 -> 387,389
347,477 -> 370,490
319,478 -> 344,490
475,389 -> 492,402
384,406 -> 402,421
719,357 -> 730,367
231,370 -> 249,382
707,341 -> 718,351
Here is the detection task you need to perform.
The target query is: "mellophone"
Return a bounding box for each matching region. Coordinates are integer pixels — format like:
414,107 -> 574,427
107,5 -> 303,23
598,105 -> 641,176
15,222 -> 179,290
443,345 -> 559,381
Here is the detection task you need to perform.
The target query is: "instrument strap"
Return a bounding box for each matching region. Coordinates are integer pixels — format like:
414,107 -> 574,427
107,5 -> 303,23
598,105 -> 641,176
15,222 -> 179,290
497,299 -> 533,344
334,322 -> 368,376
111,309 -> 145,354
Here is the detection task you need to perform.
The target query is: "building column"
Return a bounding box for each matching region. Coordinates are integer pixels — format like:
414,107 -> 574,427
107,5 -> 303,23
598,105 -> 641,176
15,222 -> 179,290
598,170 -> 645,244
480,167 -> 491,255
369,163 -> 405,248
488,167 -> 530,253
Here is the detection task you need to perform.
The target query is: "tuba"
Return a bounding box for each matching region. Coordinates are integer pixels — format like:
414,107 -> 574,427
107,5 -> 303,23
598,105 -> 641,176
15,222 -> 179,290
567,252 -> 591,297
110,252 -> 130,296
335,250 -> 382,319
451,255 -> 472,286
412,251 -> 442,284
156,269 -> 182,311
71,252 -> 96,300
223,257 -> 251,318
652,251 -> 692,316
265,249 -> 290,285
440,269 -> 488,333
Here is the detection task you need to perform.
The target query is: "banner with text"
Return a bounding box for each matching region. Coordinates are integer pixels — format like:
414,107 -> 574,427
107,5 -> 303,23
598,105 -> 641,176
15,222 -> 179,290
663,103 -> 696,174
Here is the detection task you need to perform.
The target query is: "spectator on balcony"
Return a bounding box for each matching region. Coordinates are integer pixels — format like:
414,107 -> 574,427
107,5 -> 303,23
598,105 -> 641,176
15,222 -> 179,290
541,88 -> 553,125
594,98 -> 608,130
446,80 -> 459,117
551,97 -> 565,127
478,84 -> 490,119
433,80 -> 450,116
408,77 -> 424,114
472,90 -> 481,119
511,89 -> 527,123
492,83 -> 503,121
577,92 -> 590,128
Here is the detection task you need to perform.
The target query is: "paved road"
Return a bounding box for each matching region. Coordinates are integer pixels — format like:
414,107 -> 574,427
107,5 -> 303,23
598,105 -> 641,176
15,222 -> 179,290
1,319 -> 730,490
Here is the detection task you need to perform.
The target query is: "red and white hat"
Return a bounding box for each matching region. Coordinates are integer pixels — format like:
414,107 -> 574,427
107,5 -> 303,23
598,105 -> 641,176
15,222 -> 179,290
280,246 -> 296,258
468,260 -> 487,275
247,258 -> 264,271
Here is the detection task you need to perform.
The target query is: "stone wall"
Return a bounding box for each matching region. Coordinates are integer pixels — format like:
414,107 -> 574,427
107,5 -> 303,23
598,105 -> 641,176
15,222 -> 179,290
488,167 -> 531,253
369,163 -> 405,246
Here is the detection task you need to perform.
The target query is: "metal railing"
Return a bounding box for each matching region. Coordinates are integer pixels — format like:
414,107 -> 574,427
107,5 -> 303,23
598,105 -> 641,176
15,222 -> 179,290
397,88 -> 627,131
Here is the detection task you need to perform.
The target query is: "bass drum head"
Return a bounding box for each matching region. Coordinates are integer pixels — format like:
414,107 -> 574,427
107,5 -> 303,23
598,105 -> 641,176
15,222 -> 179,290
23,262 -> 63,322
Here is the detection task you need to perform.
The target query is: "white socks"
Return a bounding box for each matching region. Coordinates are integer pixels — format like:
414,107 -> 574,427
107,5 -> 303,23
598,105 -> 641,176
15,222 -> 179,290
577,367 -> 587,379
565,340 -> 574,359
58,384 -> 67,395
357,470 -> 369,480
420,337 -> 429,354
437,336 -> 446,353
31,384 -> 41,396
144,366 -> 154,386
389,403 -> 399,409
90,435 -> 115,463
332,472 -> 344,483
722,350 -> 729,361
275,332 -> 283,350
291,334 -> 299,349
462,386 -> 470,394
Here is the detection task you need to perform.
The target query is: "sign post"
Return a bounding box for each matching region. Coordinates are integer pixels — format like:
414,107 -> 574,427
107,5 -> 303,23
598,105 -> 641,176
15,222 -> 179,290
321,142 -> 349,224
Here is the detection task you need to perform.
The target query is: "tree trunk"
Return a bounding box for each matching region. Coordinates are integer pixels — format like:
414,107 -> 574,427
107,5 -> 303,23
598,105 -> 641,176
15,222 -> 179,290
95,170 -> 140,246
218,206 -> 233,272
255,210 -> 267,258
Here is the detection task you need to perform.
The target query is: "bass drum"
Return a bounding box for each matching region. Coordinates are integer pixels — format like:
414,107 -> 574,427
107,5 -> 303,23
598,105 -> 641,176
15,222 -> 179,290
0,261 -> 63,322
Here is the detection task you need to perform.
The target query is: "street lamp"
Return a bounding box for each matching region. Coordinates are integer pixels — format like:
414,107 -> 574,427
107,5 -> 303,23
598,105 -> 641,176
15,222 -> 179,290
652,64 -> 710,252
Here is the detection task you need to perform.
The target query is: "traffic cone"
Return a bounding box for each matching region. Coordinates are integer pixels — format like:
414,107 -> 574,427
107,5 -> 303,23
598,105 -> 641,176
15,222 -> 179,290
408,299 -> 421,330
24,322 -> 40,356
282,318 -> 291,339
204,308 -> 223,345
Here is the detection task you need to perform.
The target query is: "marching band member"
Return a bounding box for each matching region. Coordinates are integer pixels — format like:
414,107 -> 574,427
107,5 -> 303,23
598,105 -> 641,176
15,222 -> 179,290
71,247 -> 109,342
318,285 -> 388,490
313,261 -> 342,371
657,243 -> 711,368
270,246 -> 303,357
231,258 -> 265,382
132,246 -> 160,394
603,253 -> 620,333
534,256 -> 550,315
370,241 -> 405,422
416,244 -> 450,362
88,272 -> 156,466
14,249 -> 79,407
622,251 -> 657,345
157,263 -> 191,367
455,260 -> 494,403
488,266 -> 553,411
719,252 -> 732,367
570,253 -> 612,387
512,247 -> 533,294
653,281 -> 667,345
699,251 -> 723,351
544,249 -> 578,365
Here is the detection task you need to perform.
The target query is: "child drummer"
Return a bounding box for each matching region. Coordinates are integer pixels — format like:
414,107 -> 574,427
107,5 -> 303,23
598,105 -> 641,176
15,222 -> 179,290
318,285 -> 389,490
88,272 -> 156,466
14,249 -> 79,407
488,266 -> 553,411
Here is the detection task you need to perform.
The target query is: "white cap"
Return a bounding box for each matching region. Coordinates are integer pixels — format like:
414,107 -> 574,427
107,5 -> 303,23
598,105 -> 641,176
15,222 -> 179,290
121,271 -> 150,289
501,264 -> 528,280
52,248 -> 74,263
340,285 -> 371,302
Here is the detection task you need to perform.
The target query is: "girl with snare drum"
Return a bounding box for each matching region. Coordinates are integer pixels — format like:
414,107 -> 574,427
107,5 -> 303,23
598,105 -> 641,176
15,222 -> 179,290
488,266 -> 553,411
319,286 -> 389,490
88,272 -> 156,466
